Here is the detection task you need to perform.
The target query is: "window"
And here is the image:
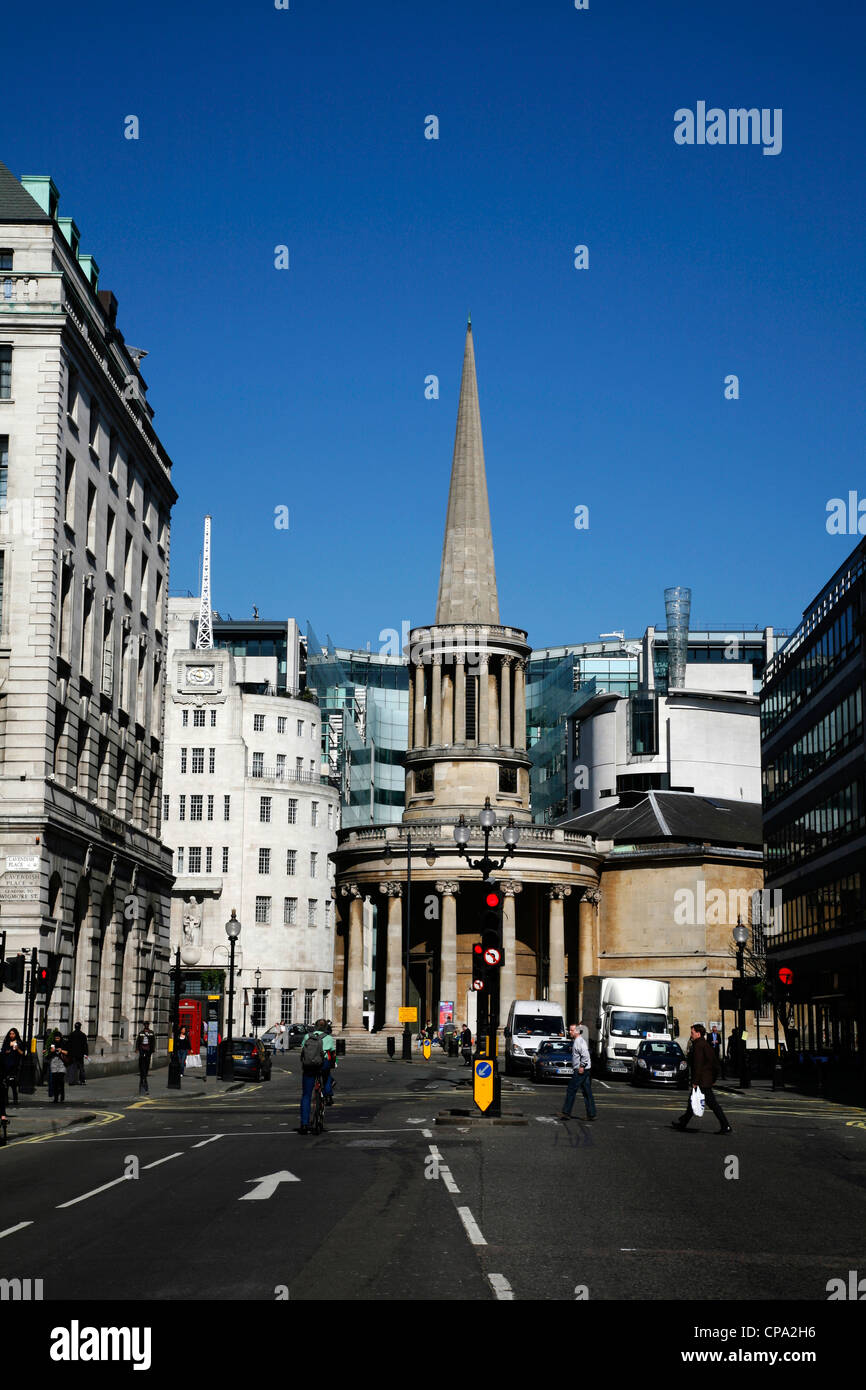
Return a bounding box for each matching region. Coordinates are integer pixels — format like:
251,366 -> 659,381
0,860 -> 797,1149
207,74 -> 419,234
188,847 -> 201,873
0,347 -> 11,400
105,507 -> 115,575
260,796 -> 272,823
297,720 -> 304,737
304,990 -> 314,1027
193,708 -> 205,727
251,751 -> 263,777
252,989 -> 267,1031
221,847 -> 229,872
64,453 -> 75,528
281,988 -> 294,1022
498,766 -> 517,793
208,747 -> 215,773
308,899 -> 317,926
310,852 -> 317,877
86,481 -> 97,552
205,847 -> 212,874
210,709 -> 217,727
124,531 -> 133,593
223,794 -> 231,820
182,709 -> 188,727
309,760 -> 315,777
255,896 -> 271,924
259,848 -> 271,874
178,794 -> 186,821
177,848 -> 184,874
277,717 -> 286,734
325,900 -> 333,928
180,747 -> 187,773
191,747 -> 204,773
0,436 -> 8,510
287,798 -> 297,825
276,754 -> 286,779
207,794 -> 214,821
327,804 -> 334,830
190,795 -> 203,821
286,849 -> 296,875
283,897 -> 297,925
0,251 -> 11,271
88,397 -> 99,453
253,713 -> 265,732
311,801 -> 319,827
163,794 -> 169,820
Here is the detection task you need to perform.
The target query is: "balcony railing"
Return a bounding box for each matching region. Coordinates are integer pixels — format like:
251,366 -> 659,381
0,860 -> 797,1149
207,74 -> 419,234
247,764 -> 328,785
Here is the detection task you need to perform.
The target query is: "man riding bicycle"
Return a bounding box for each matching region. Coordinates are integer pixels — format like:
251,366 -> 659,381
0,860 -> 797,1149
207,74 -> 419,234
298,1018 -> 336,1135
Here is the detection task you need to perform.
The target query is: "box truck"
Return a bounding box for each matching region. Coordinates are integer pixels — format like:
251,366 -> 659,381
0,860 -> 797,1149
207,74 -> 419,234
582,977 -> 672,1076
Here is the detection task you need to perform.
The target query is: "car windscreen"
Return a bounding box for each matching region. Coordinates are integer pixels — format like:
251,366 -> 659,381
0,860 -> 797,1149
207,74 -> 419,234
514,1016 -> 565,1035
611,1011 -> 669,1038
538,1043 -> 572,1058
640,1042 -> 683,1058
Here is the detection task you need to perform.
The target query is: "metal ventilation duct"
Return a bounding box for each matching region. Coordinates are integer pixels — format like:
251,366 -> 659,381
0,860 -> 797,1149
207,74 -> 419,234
664,586 -> 691,689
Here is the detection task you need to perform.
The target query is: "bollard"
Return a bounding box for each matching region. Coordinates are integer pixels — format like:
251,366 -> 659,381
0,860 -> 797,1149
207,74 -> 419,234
386,1035 -> 395,1058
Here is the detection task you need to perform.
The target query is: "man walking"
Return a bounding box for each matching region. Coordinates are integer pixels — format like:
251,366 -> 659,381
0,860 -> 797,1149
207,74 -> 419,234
559,1022 -> 597,1122
672,1023 -> 732,1134
460,1023 -> 473,1067
135,1022 -> 156,1094
66,1022 -> 89,1085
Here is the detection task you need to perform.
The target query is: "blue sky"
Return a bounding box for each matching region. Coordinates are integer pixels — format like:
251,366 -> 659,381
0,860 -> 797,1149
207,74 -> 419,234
3,0 -> 864,649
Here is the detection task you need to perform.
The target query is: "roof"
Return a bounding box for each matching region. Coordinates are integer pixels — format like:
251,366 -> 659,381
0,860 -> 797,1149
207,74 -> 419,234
561,790 -> 762,848
0,161 -> 52,223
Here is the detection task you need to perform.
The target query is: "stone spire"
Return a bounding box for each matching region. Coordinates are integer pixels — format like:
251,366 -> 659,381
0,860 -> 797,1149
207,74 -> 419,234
435,321 -> 500,625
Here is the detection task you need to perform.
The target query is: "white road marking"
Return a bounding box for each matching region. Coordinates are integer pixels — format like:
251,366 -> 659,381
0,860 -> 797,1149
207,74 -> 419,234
457,1206 -> 487,1246
442,1170 -> 460,1193
0,1222 -> 33,1240
142,1152 -> 184,1170
406,1118 -> 428,1124
421,1128 -> 433,1138
240,1170 -> 301,1201
488,1274 -> 514,1300
192,1134 -> 223,1148
57,1175 -> 131,1208
535,1116 -> 559,1124
596,1080 -> 611,1089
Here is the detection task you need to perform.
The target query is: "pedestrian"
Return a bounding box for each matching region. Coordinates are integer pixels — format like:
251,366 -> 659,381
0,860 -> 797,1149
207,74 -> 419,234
66,1022 -> 89,1085
43,1029 -> 64,1099
460,1023 -> 473,1067
1,1029 -> 24,1105
48,1036 -> 69,1104
671,1023 -> 731,1134
558,1022 -> 597,1122
297,1018 -> 336,1134
176,1025 -> 190,1075
135,1021 -> 156,1093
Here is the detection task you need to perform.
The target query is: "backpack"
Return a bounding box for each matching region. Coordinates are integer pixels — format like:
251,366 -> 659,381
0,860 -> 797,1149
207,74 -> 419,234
301,1032 -> 325,1069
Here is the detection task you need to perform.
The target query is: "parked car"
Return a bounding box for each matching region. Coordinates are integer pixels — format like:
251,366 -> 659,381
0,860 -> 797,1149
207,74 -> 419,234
630,1039 -> 688,1088
259,1023 -> 304,1051
224,1037 -> 271,1081
528,1040 -> 574,1084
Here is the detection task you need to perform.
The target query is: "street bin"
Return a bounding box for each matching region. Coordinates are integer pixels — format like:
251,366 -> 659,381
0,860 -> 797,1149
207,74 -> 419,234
448,1035 -> 458,1057
386,1035 -> 395,1058
336,1037 -> 346,1057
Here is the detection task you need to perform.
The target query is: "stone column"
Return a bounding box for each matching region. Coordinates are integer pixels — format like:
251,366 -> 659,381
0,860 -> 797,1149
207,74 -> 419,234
547,885 -> 571,1009
414,664 -> 426,749
578,888 -> 600,1018
431,654 -> 443,746
489,659 -> 499,746
435,881 -> 460,1015
380,882 -> 404,1029
499,881 -> 522,1024
341,884 -> 366,1032
454,655 -> 466,746
407,670 -> 415,747
500,655 -> 513,748
513,658 -> 527,750
442,665 -> 454,745
479,655 -> 490,744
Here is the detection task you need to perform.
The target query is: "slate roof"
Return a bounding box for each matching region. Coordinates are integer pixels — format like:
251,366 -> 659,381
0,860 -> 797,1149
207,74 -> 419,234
0,161 -> 51,223
561,790 -> 763,848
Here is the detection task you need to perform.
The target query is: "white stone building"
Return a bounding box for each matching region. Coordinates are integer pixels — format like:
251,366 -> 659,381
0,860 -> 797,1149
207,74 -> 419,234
0,162 -> 176,1059
164,597 -> 339,1036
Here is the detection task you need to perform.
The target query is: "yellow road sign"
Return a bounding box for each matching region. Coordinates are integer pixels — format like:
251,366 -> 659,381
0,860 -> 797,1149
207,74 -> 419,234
474,1059 -> 494,1112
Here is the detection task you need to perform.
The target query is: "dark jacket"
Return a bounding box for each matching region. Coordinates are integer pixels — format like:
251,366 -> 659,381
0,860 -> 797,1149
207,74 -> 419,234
690,1036 -> 720,1088
67,1028 -> 89,1061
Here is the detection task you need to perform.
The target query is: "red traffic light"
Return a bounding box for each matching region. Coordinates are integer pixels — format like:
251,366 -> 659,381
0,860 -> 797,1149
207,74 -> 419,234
485,891 -> 500,908
778,967 -> 793,987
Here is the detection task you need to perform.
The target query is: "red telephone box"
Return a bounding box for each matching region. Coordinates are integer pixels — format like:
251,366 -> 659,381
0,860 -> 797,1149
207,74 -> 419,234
179,998 -> 202,1054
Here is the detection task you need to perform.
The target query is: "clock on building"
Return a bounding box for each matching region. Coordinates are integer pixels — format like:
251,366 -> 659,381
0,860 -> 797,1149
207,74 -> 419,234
186,666 -> 215,687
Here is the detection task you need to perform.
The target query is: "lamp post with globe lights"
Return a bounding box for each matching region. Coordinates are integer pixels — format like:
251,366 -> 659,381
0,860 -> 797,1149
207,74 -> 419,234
222,910 -> 241,1080
733,918 -> 751,1089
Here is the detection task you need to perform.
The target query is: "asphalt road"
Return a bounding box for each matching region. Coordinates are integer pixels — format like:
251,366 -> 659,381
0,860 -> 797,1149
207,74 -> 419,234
1,1052 -> 865,1307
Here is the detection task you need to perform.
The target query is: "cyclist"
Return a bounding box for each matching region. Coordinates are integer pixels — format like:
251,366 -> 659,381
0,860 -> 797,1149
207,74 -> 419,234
297,1018 -> 336,1135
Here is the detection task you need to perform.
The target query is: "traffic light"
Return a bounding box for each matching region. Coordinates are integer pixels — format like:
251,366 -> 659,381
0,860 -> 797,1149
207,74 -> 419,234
480,882 -> 504,970
1,954 -> 26,994
33,954 -> 59,998
471,942 -> 486,992
776,965 -> 793,998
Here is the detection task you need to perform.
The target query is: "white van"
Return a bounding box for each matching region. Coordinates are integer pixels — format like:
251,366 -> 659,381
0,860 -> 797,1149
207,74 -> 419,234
504,1000 -> 567,1074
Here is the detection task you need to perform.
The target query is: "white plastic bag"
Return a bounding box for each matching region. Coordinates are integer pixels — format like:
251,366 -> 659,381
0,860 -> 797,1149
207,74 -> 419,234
690,1086 -> 706,1117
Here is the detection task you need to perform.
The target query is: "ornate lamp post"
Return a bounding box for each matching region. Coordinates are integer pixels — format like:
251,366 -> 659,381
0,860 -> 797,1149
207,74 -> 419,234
733,918 -> 751,1089
254,968 -> 262,1037
222,910 -> 241,1080
453,798 -> 520,879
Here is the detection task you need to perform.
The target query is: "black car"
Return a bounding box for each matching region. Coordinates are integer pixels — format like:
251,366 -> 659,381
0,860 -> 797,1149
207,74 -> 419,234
630,1040 -> 688,1088
529,1040 -> 575,1084
224,1037 -> 271,1081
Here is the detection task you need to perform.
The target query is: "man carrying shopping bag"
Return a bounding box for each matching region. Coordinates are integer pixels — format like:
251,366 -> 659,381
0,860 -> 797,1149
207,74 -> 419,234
671,1024 -> 731,1134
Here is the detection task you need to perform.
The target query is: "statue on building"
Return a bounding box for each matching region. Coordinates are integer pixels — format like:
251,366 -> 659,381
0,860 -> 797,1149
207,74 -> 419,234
181,896 -> 203,965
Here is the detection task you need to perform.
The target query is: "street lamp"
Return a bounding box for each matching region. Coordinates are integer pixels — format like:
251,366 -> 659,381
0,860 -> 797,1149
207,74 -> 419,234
453,798 -> 520,879
732,918 -> 751,1089
254,968 -> 261,1037
222,910 -> 241,1080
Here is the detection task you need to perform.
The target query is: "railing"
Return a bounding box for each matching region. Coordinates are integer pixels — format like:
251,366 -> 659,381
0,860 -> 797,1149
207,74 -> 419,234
247,764 -> 328,785
0,273 -> 63,307
344,821 -> 596,851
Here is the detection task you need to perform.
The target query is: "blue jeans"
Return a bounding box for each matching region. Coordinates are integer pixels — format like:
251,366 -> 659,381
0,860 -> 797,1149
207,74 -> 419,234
300,1063 -> 332,1126
562,1068 -> 596,1118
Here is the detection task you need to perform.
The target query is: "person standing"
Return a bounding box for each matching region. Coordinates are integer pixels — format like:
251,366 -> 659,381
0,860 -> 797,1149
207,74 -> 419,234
135,1022 -> 156,1093
460,1023 -> 473,1067
559,1022 -> 597,1122
1,1029 -> 24,1105
48,1036 -> 68,1104
672,1023 -> 732,1134
176,1025 -> 191,1075
66,1022 -> 89,1085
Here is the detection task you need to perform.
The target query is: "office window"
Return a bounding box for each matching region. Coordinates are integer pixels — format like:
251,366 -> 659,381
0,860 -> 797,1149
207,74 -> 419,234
193,708 -> 205,727
223,794 -> 231,820
283,897 -> 297,925
210,709 -> 217,727
0,251 -> 11,271
287,798 -> 297,824
182,709 -> 188,727
307,899 -> 317,926
64,453 -> 75,528
205,847 -> 212,874
259,848 -> 271,874
286,849 -> 296,875
296,757 -> 303,777
89,397 -> 99,452
0,436 -> 8,510
281,988 -> 294,1021
252,989 -> 267,1030
207,794 -> 214,821
325,900 -> 333,928
311,801 -> 319,827
276,754 -> 286,779
177,848 -> 184,874
188,847 -> 201,873
251,751 -> 264,777
327,804 -> 334,830
304,990 -> 314,1027
190,795 -> 203,821
178,794 -> 186,821
208,747 -> 215,773
254,713 -> 265,732
310,852 -> 317,878
222,847 -> 229,873
191,747 -> 204,773
297,719 -> 304,737
260,796 -> 272,823
180,747 -> 187,773
255,896 -> 271,924
309,760 -> 315,777
0,347 -> 11,399
277,717 -> 286,734
163,794 -> 169,821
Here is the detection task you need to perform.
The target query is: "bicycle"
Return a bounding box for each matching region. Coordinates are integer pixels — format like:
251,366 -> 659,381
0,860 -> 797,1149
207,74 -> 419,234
310,1072 -> 326,1135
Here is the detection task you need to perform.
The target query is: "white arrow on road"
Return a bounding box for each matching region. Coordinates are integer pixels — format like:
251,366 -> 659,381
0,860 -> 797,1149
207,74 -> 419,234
239,1171 -> 301,1201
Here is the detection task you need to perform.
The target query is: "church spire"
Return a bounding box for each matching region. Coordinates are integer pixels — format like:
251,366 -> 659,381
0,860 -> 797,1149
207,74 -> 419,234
435,321 -> 500,625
